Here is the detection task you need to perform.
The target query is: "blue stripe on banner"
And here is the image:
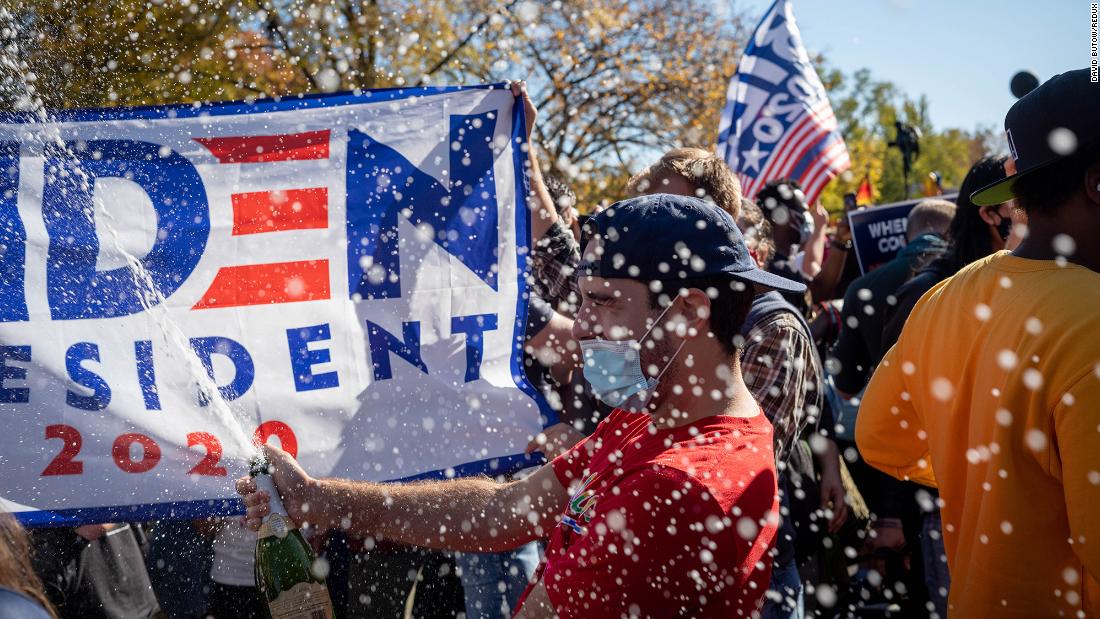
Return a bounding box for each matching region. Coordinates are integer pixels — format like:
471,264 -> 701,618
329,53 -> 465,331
16,453 -> 546,527
788,131 -> 842,182
717,99 -> 740,161
0,83 -> 505,124
508,94 -> 559,428
721,53 -> 806,165
715,0 -> 778,152
17,498 -> 247,527
397,452 -> 544,483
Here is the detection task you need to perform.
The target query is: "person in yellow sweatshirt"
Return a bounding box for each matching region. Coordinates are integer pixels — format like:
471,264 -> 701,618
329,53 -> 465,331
857,68 -> 1100,617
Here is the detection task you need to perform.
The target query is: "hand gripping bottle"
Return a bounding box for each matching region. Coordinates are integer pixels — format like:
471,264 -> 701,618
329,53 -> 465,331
249,457 -> 333,619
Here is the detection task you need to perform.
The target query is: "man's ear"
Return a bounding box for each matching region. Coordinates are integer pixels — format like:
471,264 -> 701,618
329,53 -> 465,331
1085,162 -> 1100,207
678,287 -> 712,338
977,205 -> 1001,226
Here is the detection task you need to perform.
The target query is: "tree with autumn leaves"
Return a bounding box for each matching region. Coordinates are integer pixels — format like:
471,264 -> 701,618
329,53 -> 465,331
1,1 -> 997,209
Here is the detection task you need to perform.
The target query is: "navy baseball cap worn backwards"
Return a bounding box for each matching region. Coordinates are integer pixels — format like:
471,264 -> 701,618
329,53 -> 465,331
578,193 -> 806,294
972,68 -> 1100,206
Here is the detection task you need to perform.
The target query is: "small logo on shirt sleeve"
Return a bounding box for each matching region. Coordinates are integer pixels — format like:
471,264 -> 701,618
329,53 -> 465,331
561,472 -> 600,535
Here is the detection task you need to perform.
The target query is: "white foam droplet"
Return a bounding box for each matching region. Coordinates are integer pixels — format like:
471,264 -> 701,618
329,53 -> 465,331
1025,428 -> 1047,452
1048,127 -> 1077,156
312,557 -> 331,579
931,377 -> 954,402
317,68 -> 340,93
1025,317 -> 1043,335
974,303 -> 992,321
816,584 -> 837,608
736,516 -> 758,540
1052,234 -> 1077,256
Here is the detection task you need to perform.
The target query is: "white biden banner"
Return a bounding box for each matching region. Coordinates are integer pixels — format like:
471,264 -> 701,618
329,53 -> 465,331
0,84 -> 551,525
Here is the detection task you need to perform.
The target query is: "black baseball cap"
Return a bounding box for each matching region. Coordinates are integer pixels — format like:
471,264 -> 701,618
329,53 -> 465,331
577,193 -> 806,293
972,69 -> 1100,206
756,178 -> 808,227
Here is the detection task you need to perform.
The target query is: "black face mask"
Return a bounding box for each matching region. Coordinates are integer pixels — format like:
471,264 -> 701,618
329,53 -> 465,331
995,213 -> 1013,242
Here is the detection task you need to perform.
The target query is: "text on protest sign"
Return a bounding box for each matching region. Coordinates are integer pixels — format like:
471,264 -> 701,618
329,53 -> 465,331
848,199 -> 920,274
0,85 -> 551,525
847,194 -> 958,274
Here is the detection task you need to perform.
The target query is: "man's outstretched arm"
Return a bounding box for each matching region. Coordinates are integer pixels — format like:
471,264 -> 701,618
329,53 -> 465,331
236,444 -> 570,554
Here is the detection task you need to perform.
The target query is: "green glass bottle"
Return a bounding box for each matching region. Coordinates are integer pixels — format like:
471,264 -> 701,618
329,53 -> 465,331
250,458 -> 334,619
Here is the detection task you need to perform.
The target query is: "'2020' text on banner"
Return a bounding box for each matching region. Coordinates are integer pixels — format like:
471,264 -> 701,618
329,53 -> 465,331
0,84 -> 552,526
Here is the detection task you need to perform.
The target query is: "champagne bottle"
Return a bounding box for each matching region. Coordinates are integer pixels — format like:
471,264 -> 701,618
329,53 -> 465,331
250,457 -> 334,619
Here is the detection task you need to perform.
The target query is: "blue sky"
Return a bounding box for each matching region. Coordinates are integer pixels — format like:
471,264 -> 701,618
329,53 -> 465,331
729,0 -> 1079,131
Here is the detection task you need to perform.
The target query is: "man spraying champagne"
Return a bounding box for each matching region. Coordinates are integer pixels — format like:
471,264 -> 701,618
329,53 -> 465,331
236,194 -> 808,617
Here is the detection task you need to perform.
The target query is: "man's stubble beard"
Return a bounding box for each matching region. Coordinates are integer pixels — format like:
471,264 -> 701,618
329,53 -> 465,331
642,332 -> 692,416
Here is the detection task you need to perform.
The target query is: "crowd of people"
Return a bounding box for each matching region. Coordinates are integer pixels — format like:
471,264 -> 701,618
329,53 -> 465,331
2,70 -> 1098,618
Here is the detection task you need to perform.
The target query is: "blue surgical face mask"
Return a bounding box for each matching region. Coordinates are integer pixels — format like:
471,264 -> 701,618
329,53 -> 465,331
580,301 -> 685,410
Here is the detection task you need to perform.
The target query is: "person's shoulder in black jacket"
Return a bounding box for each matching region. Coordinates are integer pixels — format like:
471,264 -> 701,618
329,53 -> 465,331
877,260 -> 950,365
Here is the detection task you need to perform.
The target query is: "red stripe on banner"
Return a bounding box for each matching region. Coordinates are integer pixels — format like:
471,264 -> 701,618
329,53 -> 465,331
803,144 -> 851,205
765,112 -> 837,195
805,137 -> 849,185
748,109 -> 819,197
804,167 -> 840,206
192,260 -> 330,310
737,172 -> 753,196
783,131 -> 833,187
765,106 -> 835,191
767,105 -> 833,179
194,130 -> 330,163
743,104 -> 825,198
231,188 -> 329,235
814,141 -> 851,183
801,142 -> 850,204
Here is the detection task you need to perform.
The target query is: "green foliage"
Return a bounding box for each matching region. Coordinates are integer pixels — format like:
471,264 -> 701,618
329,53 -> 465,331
819,67 -> 1002,212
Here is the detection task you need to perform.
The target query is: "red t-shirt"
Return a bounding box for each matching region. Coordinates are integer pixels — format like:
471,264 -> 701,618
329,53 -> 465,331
516,408 -> 779,618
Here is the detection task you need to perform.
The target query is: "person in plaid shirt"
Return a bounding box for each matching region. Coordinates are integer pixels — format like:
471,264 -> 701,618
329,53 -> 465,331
736,199 -> 848,618
514,80 -> 847,531
528,217 -> 581,318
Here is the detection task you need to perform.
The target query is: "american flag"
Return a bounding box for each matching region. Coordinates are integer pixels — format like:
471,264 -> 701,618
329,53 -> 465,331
716,0 -> 850,205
